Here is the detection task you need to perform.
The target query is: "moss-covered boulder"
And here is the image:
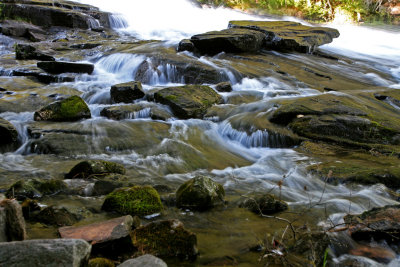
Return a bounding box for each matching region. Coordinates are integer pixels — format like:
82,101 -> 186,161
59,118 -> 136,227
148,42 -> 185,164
154,85 -> 222,119
110,81 -> 145,103
239,194 -> 288,215
65,160 -> 126,179
344,205 -> 400,243
101,186 -> 163,216
131,219 -> 198,260
0,117 -> 19,150
189,28 -> 265,55
34,96 -> 91,122
5,179 -> 67,201
15,44 -> 55,61
228,20 -> 340,53
176,176 -> 225,211
88,258 -> 115,267
37,61 -> 94,74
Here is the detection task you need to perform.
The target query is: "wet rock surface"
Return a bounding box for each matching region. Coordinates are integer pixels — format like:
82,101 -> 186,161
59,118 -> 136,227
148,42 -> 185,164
0,239 -> 91,267
239,194 -> 288,215
37,61 -> 95,74
110,81 -> 145,103
15,44 -> 55,61
66,160 -> 126,179
0,117 -> 19,149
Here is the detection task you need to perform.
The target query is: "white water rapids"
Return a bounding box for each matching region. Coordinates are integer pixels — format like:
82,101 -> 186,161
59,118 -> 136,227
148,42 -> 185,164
1,0 -> 400,265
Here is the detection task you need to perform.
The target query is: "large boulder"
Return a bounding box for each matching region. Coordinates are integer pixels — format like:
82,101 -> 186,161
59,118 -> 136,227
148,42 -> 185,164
110,81 -> 145,103
65,160 -> 126,179
344,205 -> 400,243
37,61 -> 94,74
176,176 -> 225,211
59,215 -> 135,258
0,199 -> 27,242
153,85 -> 222,119
189,28 -> 266,55
0,239 -> 91,267
118,255 -> 167,267
228,20 -> 340,53
0,0 -> 109,29
0,117 -> 19,148
102,186 -> 163,216
239,194 -> 288,215
15,44 -> 55,61
34,95 -> 91,122
131,219 -> 197,260
6,179 -> 67,200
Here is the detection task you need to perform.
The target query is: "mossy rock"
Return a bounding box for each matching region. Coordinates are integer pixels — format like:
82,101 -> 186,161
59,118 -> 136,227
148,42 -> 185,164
88,258 -> 115,267
65,160 -> 126,179
131,219 -> 198,260
239,194 -> 288,215
153,85 -> 222,119
34,95 -> 91,122
101,186 -> 163,216
33,206 -> 80,226
6,179 -> 67,201
176,176 -> 225,211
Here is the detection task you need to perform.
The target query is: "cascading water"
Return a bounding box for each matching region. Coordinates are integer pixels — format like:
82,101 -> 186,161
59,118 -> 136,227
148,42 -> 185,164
1,0 -> 400,265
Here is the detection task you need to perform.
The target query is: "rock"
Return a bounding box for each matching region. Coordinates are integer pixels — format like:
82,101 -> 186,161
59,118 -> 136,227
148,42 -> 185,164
215,82 -> 233,92
65,160 -> 126,179
59,215 -> 135,258
92,175 -> 128,196
70,43 -> 101,49
349,244 -> 396,264
0,199 -> 27,241
131,219 -> 197,260
21,199 -> 41,220
344,205 -> 400,243
102,186 -> 163,216
228,20 -> 340,53
189,28 -> 265,55
100,104 -> 173,121
154,85 -> 222,119
110,81 -> 145,103
0,0 -> 109,29
37,61 -> 94,74
15,44 -> 55,61
12,68 -> 75,84
33,206 -> 80,226
34,95 -> 91,122
176,176 -> 225,211
118,254 -> 167,267
0,206 -> 6,242
0,20 -> 45,39
0,239 -> 91,267
89,258 -> 115,267
0,117 -> 19,149
177,39 -> 195,52
239,194 -> 288,215
6,179 -> 68,200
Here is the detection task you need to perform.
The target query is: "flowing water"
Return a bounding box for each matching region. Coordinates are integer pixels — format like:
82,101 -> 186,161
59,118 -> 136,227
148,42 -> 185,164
1,0 -> 400,265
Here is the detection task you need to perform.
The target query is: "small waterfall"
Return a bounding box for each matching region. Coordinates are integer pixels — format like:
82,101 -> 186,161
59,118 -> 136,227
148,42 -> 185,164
0,112 -> 33,154
88,17 -> 101,29
108,14 -> 128,29
127,107 -> 152,119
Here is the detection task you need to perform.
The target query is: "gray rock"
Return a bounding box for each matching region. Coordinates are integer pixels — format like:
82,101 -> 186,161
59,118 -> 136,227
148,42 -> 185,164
0,199 -> 26,241
110,81 -> 145,103
118,254 -> 168,267
0,239 -> 91,267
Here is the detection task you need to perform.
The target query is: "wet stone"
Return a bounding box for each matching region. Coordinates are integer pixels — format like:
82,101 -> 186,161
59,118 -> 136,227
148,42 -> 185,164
118,254 -> 167,267
110,81 -> 145,103
37,61 -> 94,74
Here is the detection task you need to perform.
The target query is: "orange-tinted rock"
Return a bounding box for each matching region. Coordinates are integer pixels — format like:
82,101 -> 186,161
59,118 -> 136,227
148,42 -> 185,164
350,245 -> 396,264
59,215 -> 136,258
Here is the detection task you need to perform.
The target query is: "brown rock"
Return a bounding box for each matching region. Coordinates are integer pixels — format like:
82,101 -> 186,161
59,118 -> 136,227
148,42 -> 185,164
0,199 -> 27,241
350,244 -> 396,264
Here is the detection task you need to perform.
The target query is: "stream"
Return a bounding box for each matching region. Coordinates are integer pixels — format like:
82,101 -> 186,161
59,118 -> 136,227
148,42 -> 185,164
1,0 -> 400,266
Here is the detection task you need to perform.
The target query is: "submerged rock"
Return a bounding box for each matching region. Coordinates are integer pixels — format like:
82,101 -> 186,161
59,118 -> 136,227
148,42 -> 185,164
6,178 -> 67,200
344,205 -> 400,243
154,85 -> 222,119
239,194 -> 288,215
15,44 -> 55,61
176,176 -> 225,211
0,199 -> 27,242
228,20 -> 340,53
131,219 -> 197,260
110,81 -> 145,103
34,95 -> 91,122
59,215 -> 135,258
0,239 -> 91,267
190,28 -> 265,55
37,61 -> 94,74
65,160 -> 126,179
118,254 -> 167,267
102,186 -> 163,216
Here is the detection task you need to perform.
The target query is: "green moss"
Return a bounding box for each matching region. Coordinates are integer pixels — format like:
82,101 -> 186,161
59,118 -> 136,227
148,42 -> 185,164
58,96 -> 90,119
102,186 -> 163,216
88,258 -> 115,267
